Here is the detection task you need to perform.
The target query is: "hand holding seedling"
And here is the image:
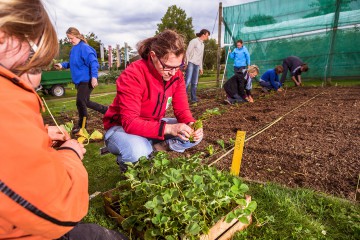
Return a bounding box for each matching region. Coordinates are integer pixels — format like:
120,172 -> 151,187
189,120 -> 203,142
60,139 -> 86,160
165,123 -> 193,141
47,126 -> 70,141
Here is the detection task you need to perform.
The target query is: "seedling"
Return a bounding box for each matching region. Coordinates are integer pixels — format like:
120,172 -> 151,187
59,117 -> 103,145
189,119 -> 203,143
217,139 -> 225,150
206,144 -> 214,156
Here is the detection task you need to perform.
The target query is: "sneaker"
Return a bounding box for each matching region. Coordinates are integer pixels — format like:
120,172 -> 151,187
153,141 -> 170,151
261,87 -> 269,93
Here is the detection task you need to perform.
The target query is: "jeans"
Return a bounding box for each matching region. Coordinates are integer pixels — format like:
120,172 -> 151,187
259,80 -> 281,90
76,82 -> 108,128
57,223 -> 128,240
185,62 -> 200,102
104,118 -> 202,163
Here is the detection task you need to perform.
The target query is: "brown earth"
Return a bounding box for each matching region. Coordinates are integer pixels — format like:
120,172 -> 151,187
44,86 -> 360,200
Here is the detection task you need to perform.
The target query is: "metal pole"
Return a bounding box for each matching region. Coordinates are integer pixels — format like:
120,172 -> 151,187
216,2 -> 222,87
221,24 -> 235,88
325,0 -> 341,85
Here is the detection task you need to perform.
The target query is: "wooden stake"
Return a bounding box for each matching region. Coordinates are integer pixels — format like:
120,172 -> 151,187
230,131 -> 246,176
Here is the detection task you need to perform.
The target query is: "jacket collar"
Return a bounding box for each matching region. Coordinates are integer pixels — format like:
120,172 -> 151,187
0,65 -> 45,112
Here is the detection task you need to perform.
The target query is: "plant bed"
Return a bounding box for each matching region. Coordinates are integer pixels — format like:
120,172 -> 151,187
102,152 -> 256,239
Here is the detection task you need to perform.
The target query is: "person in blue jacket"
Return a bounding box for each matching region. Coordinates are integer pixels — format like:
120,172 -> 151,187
55,27 -> 107,133
259,65 -> 284,92
229,39 -> 250,73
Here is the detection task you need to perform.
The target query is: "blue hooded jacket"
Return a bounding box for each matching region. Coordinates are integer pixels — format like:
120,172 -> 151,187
229,46 -> 250,68
61,41 -> 99,84
260,69 -> 281,90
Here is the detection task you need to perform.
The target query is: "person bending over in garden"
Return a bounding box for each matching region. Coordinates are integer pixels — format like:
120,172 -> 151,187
259,65 -> 284,92
55,27 -> 108,134
280,56 -> 308,86
223,65 -> 259,104
103,30 -> 204,169
0,1 -> 127,239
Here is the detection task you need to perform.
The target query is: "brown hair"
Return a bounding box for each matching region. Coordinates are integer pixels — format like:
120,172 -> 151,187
275,65 -> 283,74
301,64 -> 309,72
66,27 -> 88,44
0,0 -> 59,74
137,30 -> 186,60
236,39 -> 243,44
196,29 -> 210,37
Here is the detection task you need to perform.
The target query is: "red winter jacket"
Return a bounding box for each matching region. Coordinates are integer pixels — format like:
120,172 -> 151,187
103,57 -> 195,140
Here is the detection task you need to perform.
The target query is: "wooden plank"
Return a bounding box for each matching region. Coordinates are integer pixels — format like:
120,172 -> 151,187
199,195 -> 252,240
230,131 -> 246,176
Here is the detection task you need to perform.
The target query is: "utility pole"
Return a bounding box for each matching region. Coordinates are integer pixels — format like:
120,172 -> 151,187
216,2 -> 222,87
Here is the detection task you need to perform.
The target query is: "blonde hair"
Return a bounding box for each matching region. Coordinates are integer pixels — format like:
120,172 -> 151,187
66,27 -> 88,44
248,65 -> 259,74
0,0 -> 59,74
137,30 -> 185,60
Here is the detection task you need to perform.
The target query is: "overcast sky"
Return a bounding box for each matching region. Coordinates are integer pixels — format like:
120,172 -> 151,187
44,0 -> 256,49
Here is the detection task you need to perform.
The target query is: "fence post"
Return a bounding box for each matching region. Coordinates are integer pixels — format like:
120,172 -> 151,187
216,2 -> 223,87
325,0 -> 341,85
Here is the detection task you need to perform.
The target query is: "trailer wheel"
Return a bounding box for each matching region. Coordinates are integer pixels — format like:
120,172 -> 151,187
51,85 -> 65,97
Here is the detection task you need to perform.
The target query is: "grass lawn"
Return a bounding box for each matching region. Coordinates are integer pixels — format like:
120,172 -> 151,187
42,75 -> 360,239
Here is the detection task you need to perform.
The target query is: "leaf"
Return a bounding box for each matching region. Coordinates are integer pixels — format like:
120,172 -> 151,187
77,136 -> 87,144
90,130 -> 103,140
193,175 -> 203,185
144,200 -> 156,209
247,201 -> 257,212
185,222 -> 201,235
77,128 -> 89,138
238,216 -> 249,224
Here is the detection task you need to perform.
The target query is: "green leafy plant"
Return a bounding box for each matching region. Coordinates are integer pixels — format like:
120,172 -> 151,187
206,145 -> 214,156
112,152 -> 256,239
189,119 -> 203,143
229,138 -> 235,145
216,139 -> 225,150
59,120 -> 103,145
200,107 -> 221,120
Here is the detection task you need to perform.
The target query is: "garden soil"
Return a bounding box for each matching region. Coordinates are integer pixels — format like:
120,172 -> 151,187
44,86 -> 360,200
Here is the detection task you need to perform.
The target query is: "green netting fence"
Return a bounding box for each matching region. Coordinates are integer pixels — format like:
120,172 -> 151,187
223,0 -> 360,82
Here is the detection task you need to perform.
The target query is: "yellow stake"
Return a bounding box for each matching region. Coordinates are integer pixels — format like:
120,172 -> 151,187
82,117 -> 86,130
230,131 -> 246,176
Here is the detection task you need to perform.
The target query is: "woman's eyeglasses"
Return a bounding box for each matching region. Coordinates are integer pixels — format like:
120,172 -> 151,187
25,38 -> 42,74
157,55 -> 184,71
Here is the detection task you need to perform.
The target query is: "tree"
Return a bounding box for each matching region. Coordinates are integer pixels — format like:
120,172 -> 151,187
203,39 -> 218,70
156,5 -> 195,44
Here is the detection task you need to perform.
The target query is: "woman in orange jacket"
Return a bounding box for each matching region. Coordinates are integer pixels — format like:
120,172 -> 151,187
0,0 -> 127,239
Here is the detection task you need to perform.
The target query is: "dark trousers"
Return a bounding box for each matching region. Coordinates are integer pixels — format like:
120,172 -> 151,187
57,223 -> 128,240
76,82 -> 108,128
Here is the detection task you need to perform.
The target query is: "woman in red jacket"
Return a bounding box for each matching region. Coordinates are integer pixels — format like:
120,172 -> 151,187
0,0 -> 127,239
103,30 -> 203,166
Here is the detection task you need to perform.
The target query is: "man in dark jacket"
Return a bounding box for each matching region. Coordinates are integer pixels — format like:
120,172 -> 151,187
280,56 -> 308,86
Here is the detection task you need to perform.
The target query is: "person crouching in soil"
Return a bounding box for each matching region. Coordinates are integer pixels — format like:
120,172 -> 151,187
223,65 -> 259,104
103,30 -> 204,171
259,65 -> 284,93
